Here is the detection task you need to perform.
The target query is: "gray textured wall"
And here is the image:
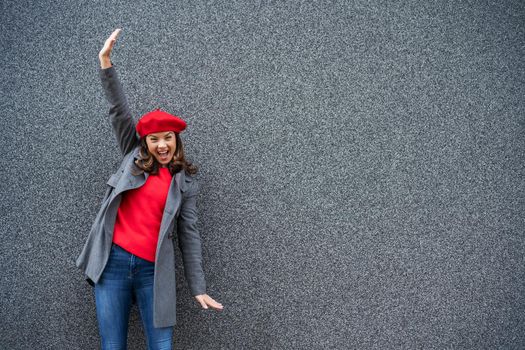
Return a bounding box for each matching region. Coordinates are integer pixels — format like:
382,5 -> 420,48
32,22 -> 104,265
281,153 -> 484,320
1,1 -> 524,349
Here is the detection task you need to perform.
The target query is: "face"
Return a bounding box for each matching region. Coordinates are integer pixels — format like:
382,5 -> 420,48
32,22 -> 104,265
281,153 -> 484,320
145,131 -> 177,167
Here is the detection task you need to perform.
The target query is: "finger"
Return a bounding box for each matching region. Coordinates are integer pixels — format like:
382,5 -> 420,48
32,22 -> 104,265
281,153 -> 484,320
206,297 -> 223,310
110,28 -> 122,41
108,32 -> 120,47
196,297 -> 208,309
105,29 -> 121,48
211,303 -> 224,310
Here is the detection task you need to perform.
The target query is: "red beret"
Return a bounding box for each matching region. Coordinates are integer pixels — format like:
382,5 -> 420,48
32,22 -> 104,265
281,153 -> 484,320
136,108 -> 187,138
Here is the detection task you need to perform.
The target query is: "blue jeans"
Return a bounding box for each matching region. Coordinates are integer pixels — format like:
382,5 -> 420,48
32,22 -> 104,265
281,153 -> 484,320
94,243 -> 173,350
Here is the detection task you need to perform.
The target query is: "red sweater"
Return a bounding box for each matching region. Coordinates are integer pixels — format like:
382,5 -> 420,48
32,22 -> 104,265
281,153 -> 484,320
112,167 -> 173,262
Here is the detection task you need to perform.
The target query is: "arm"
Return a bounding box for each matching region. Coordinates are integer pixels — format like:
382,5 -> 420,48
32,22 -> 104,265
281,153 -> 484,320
98,29 -> 139,155
177,178 -> 207,296
177,177 -> 224,311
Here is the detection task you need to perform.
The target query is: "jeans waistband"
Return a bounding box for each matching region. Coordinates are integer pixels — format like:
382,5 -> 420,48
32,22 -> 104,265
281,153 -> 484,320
111,243 -> 154,264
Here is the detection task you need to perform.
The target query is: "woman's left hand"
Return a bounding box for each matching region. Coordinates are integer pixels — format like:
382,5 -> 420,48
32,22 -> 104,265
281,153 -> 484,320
194,294 -> 224,311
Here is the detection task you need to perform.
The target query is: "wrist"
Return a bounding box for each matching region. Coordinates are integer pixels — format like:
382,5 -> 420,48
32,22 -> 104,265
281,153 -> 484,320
99,56 -> 112,69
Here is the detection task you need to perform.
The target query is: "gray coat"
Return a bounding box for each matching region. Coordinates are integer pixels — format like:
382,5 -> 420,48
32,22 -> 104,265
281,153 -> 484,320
75,65 -> 206,328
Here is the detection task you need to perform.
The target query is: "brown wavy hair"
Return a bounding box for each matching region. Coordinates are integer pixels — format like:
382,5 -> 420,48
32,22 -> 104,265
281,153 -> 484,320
132,133 -> 198,176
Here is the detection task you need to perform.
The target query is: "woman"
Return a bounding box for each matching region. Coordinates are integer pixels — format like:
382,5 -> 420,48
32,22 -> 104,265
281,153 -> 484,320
76,28 -> 223,350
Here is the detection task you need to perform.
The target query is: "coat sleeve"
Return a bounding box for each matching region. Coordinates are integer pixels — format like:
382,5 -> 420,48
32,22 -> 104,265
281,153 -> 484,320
99,64 -> 140,156
177,177 -> 207,296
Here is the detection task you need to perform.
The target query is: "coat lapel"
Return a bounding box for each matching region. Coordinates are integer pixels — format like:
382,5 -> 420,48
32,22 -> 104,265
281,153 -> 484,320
157,171 -> 183,243
124,147 -> 149,191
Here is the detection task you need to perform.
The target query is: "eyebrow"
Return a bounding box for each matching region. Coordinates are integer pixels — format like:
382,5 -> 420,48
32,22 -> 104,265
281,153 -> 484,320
149,132 -> 174,139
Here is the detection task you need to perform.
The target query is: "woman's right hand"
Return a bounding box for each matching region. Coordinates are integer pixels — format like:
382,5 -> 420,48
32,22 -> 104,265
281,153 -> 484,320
99,28 -> 122,69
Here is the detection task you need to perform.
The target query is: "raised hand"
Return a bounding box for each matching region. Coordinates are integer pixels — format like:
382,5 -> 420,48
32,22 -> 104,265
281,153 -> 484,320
99,28 -> 122,69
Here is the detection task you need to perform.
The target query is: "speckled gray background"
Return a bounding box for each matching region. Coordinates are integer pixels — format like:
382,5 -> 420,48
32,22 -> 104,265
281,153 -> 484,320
1,1 -> 524,349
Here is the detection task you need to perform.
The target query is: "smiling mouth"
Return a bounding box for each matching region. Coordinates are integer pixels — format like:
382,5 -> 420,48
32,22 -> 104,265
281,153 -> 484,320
158,150 -> 170,160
